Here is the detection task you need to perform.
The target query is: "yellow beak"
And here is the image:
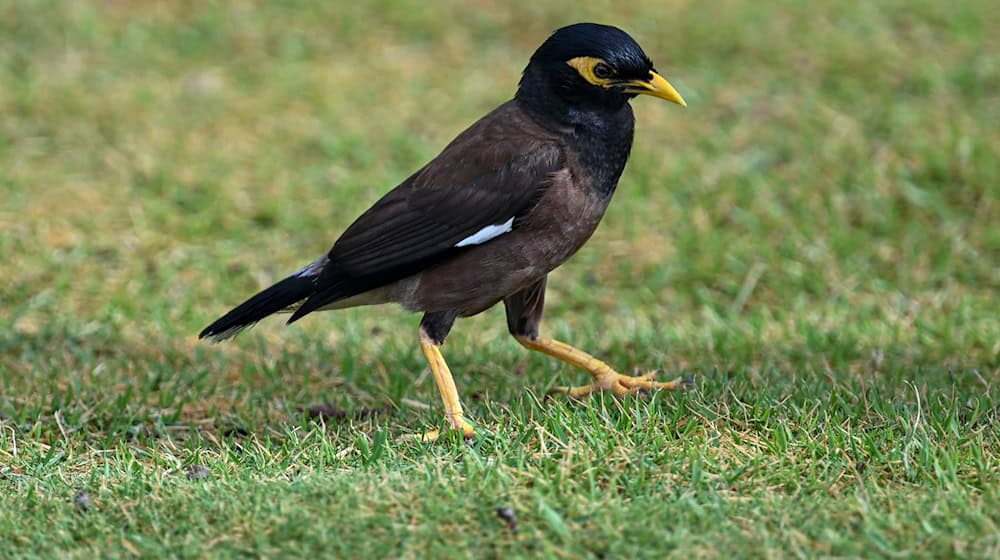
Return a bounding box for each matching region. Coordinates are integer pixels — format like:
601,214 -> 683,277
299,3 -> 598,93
625,71 -> 687,107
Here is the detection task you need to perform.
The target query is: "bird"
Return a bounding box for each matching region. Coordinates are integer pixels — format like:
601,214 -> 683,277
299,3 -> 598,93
199,22 -> 688,441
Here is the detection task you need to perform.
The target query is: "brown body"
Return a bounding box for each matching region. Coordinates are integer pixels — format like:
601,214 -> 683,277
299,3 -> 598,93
312,100 -> 614,319
413,168 -> 608,316
412,108 -> 611,315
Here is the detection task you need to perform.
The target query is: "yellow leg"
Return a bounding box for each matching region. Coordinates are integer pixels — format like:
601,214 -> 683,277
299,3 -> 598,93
413,328 -> 475,442
515,335 -> 692,397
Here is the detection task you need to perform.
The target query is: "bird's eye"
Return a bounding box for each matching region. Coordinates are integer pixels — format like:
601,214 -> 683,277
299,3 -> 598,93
593,63 -> 613,79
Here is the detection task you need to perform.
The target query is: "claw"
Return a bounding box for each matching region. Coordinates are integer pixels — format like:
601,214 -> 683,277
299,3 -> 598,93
517,336 -> 692,401
399,418 -> 475,443
550,372 -> 693,399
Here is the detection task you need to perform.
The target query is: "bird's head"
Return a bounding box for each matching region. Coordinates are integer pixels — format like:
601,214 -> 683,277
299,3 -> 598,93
518,23 -> 686,115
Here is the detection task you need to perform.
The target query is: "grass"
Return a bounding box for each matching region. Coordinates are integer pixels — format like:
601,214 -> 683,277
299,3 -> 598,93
1,0 -> 998,557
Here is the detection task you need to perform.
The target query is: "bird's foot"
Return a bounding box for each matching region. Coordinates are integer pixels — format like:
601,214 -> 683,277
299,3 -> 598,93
399,415 -> 476,443
547,371 -> 695,398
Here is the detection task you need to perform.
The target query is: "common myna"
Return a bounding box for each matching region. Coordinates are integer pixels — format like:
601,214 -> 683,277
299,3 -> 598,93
200,23 -> 688,440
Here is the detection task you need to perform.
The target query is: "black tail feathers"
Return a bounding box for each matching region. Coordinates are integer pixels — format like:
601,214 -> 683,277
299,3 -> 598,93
198,274 -> 316,341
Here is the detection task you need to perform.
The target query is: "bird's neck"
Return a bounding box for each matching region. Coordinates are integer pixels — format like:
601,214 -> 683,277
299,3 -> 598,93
516,71 -> 635,196
515,92 -> 635,196
563,105 -> 635,196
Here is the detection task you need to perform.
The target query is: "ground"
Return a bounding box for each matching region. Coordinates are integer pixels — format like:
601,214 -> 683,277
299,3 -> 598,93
1,0 -> 998,557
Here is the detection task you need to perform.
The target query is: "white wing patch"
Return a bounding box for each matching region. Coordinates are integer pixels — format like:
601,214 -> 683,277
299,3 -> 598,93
455,217 -> 515,248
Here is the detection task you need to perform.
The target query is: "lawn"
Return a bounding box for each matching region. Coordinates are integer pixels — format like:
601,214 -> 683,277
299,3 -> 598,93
1,0 -> 998,557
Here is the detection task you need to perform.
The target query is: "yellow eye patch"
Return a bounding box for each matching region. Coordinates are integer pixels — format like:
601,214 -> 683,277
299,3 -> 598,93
566,56 -> 613,87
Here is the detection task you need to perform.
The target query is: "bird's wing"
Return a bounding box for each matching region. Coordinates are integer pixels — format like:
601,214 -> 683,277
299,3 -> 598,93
290,103 -> 566,320
332,144 -> 563,279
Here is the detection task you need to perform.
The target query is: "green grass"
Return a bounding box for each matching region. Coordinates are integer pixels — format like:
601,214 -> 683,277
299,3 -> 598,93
2,0 -> 998,557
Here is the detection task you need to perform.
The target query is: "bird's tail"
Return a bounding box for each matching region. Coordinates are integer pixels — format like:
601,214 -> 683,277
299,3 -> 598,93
198,274 -> 316,342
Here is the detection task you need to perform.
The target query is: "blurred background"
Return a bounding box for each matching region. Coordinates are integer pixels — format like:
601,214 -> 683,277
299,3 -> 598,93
1,0 -> 997,411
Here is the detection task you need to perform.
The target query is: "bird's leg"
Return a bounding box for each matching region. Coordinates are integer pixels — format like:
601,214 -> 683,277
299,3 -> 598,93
402,312 -> 474,442
515,335 -> 691,397
417,330 -> 475,440
504,279 -> 688,398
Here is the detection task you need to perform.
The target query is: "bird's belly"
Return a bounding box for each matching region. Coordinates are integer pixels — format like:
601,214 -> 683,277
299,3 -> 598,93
409,178 -> 611,316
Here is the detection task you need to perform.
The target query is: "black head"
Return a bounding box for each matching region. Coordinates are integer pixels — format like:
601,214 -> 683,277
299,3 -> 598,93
517,23 -> 685,117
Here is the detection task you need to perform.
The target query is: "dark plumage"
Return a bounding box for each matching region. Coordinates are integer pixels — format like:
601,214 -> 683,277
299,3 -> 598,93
200,23 -> 688,440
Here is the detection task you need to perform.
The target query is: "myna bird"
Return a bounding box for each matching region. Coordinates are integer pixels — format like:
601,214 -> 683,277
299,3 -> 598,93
200,23 -> 688,440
